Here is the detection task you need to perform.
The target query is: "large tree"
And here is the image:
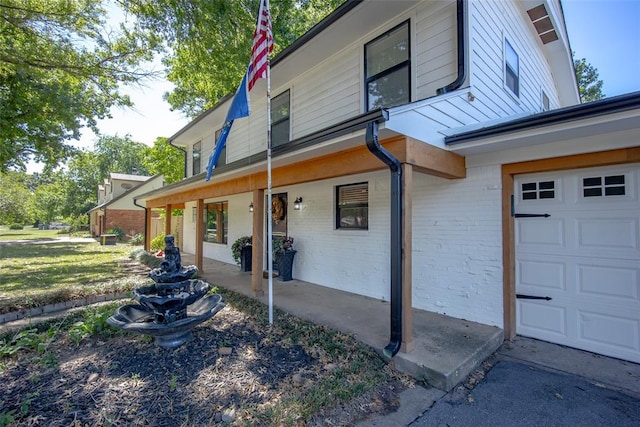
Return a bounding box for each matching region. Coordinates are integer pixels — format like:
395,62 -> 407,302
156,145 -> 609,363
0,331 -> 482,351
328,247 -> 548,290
0,171 -> 32,224
125,0 -> 344,116
0,0 -> 160,172
143,137 -> 185,185
574,57 -> 605,103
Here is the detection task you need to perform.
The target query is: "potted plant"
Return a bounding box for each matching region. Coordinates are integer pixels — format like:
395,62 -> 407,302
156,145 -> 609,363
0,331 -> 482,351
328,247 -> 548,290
273,236 -> 296,281
232,236 -> 252,272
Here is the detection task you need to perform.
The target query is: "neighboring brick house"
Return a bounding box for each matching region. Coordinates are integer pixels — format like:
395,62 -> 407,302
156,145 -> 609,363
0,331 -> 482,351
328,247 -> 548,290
88,173 -> 164,239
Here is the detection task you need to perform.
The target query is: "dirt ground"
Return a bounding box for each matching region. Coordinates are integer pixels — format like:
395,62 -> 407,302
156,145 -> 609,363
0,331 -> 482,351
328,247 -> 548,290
0,301 -> 413,426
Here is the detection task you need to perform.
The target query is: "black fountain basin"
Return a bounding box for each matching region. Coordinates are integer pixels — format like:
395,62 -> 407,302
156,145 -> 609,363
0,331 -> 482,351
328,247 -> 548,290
133,279 -> 211,321
148,265 -> 198,283
107,293 -> 225,348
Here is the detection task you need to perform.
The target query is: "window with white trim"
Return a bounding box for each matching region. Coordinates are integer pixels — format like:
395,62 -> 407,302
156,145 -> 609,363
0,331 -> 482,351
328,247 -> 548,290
365,21 -> 410,111
336,182 -> 368,229
504,39 -> 519,97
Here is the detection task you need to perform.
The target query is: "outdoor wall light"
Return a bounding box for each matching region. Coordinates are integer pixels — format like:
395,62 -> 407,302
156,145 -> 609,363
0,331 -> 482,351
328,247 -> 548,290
293,197 -> 303,210
249,202 -> 254,213
192,206 -> 197,222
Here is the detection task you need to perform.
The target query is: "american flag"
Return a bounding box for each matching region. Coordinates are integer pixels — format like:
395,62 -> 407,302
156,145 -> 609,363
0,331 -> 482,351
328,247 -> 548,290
248,0 -> 274,91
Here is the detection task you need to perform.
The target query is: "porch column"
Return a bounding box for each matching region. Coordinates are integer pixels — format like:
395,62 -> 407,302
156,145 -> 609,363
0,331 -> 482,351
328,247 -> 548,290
251,189 -> 265,296
144,207 -> 152,251
401,163 -> 415,353
164,203 -> 172,236
195,199 -> 204,272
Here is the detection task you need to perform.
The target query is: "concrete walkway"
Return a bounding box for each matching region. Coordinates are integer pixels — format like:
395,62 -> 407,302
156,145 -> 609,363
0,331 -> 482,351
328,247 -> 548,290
183,254 -> 504,391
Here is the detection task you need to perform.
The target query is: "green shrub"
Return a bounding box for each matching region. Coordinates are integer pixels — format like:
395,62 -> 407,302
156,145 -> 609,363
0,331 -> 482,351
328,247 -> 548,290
107,227 -> 125,241
8,223 -> 23,230
130,233 -> 145,246
150,233 -> 166,252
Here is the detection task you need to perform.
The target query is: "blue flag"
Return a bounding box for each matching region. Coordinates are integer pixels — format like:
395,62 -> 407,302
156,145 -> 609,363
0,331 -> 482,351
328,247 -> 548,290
205,69 -> 250,181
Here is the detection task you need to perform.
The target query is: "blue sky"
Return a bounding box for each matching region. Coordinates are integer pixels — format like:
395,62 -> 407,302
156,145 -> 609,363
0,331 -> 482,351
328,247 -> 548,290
27,0 -> 640,173
563,0 -> 640,97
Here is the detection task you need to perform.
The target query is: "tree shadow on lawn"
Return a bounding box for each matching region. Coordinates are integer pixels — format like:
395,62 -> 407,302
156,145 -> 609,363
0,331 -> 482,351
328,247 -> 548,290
0,241 -> 108,260
0,310 -> 324,426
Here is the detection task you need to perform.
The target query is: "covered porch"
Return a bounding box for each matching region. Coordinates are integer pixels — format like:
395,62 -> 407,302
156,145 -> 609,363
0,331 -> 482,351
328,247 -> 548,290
181,253 -> 503,391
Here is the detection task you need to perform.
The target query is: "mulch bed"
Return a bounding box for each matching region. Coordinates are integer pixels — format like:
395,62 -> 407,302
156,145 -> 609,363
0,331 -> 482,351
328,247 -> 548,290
0,298 -> 413,426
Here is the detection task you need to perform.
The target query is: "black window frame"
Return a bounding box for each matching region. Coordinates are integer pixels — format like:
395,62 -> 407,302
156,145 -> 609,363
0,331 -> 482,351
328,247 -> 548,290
364,20 -> 411,111
336,182 -> 369,230
504,39 -> 520,97
204,201 -> 228,244
213,129 -> 227,167
271,89 -> 290,147
192,141 -> 201,176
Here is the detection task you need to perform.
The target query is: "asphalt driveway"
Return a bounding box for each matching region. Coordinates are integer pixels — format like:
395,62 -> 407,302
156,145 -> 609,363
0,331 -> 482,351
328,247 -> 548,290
411,359 -> 640,426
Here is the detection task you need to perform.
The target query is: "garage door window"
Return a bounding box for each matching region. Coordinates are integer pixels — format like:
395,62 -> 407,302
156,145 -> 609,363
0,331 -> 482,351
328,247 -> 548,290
521,181 -> 555,200
583,175 -> 625,197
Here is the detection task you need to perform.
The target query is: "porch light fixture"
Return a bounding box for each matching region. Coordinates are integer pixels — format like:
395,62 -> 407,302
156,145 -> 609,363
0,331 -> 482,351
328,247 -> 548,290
192,206 -> 197,222
249,202 -> 254,213
293,197 -> 303,211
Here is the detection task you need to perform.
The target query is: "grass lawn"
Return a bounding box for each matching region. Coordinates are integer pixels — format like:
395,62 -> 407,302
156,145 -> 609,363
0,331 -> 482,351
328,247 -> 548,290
0,226 -> 62,242
0,239 -> 144,314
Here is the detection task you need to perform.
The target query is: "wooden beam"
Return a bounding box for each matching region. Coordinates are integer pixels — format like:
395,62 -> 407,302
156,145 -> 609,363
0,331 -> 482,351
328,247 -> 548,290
145,137 -> 468,208
406,137 -> 466,179
164,204 -> 172,236
195,199 -> 204,272
251,189 -> 265,296
401,163 -> 415,353
144,208 -> 151,251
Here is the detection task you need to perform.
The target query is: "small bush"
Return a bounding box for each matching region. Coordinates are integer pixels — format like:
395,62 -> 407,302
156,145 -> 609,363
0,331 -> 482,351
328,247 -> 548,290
150,233 -> 166,252
9,223 -> 23,230
107,227 -> 125,241
129,233 -> 145,246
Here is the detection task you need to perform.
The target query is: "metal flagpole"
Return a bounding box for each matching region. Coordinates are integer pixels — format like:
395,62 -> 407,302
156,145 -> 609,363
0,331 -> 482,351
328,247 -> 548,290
266,58 -> 273,325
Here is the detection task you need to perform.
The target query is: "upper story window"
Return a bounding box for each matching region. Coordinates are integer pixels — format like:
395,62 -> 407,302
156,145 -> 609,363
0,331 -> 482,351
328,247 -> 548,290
336,182 -> 368,230
213,129 -> 227,167
365,21 -> 410,111
504,39 -> 519,97
192,141 -> 201,176
542,91 -> 550,111
271,90 -> 290,147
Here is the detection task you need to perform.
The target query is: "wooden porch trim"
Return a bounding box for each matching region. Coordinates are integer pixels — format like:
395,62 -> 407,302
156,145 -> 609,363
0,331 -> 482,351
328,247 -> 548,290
501,146 -> 640,339
144,137 -> 465,208
164,204 -> 172,237
401,163 -> 415,353
195,199 -> 204,272
251,189 -> 265,296
144,208 -> 152,251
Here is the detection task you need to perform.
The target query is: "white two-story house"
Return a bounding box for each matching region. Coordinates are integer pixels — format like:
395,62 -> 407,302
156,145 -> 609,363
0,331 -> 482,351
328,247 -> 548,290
137,0 -> 640,364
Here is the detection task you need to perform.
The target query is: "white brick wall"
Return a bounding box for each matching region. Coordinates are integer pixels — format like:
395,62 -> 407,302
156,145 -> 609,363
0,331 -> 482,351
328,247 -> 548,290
412,165 -> 504,327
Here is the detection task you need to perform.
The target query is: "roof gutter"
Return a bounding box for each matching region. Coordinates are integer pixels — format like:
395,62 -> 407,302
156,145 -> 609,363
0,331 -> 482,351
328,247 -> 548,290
133,198 -> 148,246
168,139 -> 188,179
365,112 -> 403,360
436,0 -> 466,95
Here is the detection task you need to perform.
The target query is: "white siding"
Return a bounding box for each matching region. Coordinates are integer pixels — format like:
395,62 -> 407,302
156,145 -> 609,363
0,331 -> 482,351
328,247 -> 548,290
468,0 -> 561,118
281,171 -> 391,300
415,0 -> 457,98
193,1 -> 459,167
412,166 -> 504,327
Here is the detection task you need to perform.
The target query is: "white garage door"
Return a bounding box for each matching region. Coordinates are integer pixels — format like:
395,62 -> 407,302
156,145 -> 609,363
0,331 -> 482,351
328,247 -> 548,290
515,163 -> 640,363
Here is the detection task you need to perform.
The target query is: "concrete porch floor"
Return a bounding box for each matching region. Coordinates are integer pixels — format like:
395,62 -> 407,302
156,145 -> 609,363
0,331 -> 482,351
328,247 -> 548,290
183,254 -> 504,391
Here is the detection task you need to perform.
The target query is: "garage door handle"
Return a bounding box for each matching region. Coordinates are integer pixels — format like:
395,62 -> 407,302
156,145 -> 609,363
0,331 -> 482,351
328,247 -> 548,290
511,195 -> 550,218
516,294 -> 552,301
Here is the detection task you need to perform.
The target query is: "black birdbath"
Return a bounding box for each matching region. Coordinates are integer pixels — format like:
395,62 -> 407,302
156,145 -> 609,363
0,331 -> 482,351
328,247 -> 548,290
107,235 -> 225,348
